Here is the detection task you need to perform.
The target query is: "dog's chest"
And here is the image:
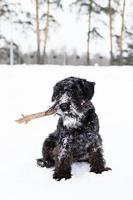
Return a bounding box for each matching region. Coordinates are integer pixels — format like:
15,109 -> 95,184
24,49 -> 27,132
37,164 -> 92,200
58,131 -> 96,155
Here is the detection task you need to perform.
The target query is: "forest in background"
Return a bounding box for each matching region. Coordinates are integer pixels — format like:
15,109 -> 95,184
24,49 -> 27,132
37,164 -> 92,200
0,0 -> 133,66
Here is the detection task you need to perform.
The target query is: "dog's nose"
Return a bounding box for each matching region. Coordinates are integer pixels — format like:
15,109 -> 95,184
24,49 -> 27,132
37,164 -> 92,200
60,103 -> 70,112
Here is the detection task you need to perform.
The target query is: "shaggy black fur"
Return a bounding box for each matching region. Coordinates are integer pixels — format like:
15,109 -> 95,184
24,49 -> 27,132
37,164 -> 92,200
37,77 -> 111,181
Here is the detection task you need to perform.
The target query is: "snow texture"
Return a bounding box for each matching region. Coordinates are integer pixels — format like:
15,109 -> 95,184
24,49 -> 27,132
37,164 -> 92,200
0,65 -> 133,200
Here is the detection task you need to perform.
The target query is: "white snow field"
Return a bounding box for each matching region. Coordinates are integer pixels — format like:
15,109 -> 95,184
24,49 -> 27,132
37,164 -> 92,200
0,65 -> 133,200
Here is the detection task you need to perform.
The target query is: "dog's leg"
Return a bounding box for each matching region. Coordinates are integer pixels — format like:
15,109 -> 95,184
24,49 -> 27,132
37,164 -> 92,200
89,148 -> 111,174
53,137 -> 73,181
53,154 -> 72,181
37,133 -> 57,168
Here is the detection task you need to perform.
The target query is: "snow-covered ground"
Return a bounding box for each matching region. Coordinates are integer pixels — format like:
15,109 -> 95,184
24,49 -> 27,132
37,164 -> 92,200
0,65 -> 133,200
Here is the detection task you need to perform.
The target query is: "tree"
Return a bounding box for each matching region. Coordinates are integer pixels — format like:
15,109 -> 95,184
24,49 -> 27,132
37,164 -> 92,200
101,0 -> 119,65
41,0 -> 50,64
0,0 -> 34,64
119,0 -> 126,65
0,1 -> 8,46
87,0 -> 92,65
35,0 -> 41,64
40,0 -> 62,64
70,0 -> 103,65
108,0 -> 113,65
0,1 -> 19,65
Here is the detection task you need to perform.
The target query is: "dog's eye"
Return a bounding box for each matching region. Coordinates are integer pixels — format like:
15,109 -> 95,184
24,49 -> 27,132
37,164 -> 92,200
60,103 -> 70,112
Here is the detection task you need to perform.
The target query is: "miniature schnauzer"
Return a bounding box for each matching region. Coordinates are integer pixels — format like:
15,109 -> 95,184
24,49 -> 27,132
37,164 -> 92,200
37,77 -> 111,181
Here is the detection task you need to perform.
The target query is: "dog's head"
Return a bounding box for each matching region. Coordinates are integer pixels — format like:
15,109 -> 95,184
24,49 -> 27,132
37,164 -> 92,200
45,77 -> 95,128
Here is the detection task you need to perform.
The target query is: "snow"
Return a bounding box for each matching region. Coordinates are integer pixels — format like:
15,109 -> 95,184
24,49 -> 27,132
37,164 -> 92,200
0,65 -> 133,200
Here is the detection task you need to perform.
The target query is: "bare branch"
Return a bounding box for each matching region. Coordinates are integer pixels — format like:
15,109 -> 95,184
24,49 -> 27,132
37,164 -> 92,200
15,103 -> 57,124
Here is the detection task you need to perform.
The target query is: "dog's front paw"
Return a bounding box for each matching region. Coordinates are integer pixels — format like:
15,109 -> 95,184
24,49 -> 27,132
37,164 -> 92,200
37,158 -> 46,167
53,170 -> 72,181
90,166 -> 112,174
37,158 -> 54,168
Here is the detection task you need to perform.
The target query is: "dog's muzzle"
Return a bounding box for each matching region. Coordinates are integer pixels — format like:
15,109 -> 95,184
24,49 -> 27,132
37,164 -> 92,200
45,101 -> 71,116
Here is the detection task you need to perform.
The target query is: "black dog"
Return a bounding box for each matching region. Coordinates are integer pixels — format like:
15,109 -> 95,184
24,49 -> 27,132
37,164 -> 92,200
37,77 -> 111,181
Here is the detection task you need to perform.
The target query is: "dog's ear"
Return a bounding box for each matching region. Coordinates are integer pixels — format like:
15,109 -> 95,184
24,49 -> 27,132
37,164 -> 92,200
52,86 -> 59,102
85,81 -> 95,100
90,82 -> 95,86
78,79 -> 95,100
52,83 -> 64,102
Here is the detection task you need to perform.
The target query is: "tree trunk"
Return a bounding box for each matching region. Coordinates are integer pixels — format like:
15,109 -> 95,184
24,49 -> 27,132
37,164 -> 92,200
119,0 -> 126,65
42,0 -> 50,64
35,0 -> 41,64
109,0 -> 113,65
87,0 -> 92,65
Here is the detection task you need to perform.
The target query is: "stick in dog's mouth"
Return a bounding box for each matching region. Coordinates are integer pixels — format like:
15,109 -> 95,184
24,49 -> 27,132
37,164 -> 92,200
45,102 -> 57,115
15,102 -> 58,124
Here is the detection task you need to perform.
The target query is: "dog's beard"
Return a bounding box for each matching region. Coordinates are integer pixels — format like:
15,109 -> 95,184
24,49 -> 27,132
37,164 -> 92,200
51,93 -> 85,129
63,115 -> 81,129
57,110 -> 83,129
57,102 -> 83,129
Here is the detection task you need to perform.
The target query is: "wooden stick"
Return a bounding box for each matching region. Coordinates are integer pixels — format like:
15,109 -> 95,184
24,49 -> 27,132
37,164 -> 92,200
16,112 -> 47,124
15,104 -> 57,124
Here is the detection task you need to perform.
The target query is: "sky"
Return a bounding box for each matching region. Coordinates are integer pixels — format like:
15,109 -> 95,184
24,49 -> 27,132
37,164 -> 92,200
1,0 -> 133,57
